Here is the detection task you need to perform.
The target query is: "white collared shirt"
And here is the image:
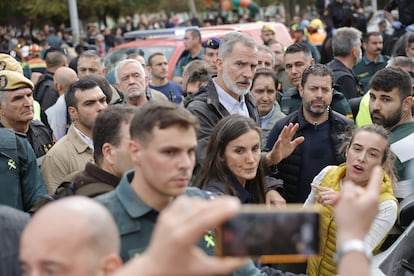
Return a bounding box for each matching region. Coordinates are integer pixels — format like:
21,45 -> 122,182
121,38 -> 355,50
73,125 -> 94,152
213,78 -> 250,117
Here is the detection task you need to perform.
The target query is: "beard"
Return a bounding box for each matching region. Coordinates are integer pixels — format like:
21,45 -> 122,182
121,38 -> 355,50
303,100 -> 329,117
371,107 -> 402,129
222,69 -> 251,96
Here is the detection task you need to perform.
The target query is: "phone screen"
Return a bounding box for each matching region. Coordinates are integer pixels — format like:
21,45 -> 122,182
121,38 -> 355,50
215,205 -> 321,263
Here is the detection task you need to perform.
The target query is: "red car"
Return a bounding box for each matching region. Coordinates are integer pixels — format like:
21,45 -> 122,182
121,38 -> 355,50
104,22 -> 293,80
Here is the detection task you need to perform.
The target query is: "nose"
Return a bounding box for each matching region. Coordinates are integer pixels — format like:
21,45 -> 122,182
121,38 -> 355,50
314,88 -> 324,98
357,150 -> 368,163
246,150 -> 256,164
291,65 -> 299,74
179,152 -> 195,170
24,95 -> 33,106
96,101 -> 107,111
241,66 -> 255,79
262,92 -> 270,102
370,97 -> 380,111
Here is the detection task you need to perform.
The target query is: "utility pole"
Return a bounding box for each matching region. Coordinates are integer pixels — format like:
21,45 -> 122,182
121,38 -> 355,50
371,0 -> 377,11
68,0 -> 80,45
188,0 -> 197,16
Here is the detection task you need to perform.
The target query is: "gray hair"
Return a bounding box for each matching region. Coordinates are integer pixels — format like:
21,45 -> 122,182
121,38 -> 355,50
114,59 -> 145,83
0,91 -> 7,107
218,32 -> 257,59
257,44 -> 275,66
79,50 -> 105,69
332,27 -> 362,57
387,56 -> 414,70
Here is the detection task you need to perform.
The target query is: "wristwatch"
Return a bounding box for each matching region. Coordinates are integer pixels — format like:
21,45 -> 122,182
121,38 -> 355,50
334,239 -> 372,264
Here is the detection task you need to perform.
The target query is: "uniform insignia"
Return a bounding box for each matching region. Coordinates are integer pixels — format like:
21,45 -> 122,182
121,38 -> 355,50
0,61 -> 5,70
0,75 -> 7,89
8,159 -> 16,170
204,231 -> 215,248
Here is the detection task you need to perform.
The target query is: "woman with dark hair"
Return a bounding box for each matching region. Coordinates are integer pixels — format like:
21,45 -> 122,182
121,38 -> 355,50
305,124 -> 398,276
194,115 -> 266,204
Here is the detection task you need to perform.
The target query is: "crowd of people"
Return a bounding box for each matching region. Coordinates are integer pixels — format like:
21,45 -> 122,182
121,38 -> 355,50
1,0 -> 414,275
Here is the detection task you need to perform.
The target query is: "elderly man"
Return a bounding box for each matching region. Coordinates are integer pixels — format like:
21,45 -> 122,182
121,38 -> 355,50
0,72 -> 46,212
250,68 -> 285,146
114,59 -> 166,107
0,69 -> 53,164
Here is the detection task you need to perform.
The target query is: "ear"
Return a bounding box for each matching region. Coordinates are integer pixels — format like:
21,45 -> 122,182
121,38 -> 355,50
310,58 -> 315,65
216,57 -> 223,72
298,84 -> 304,97
402,95 -> 413,112
68,106 -> 77,121
101,143 -> 114,166
100,254 -> 123,275
102,67 -> 107,76
362,41 -> 368,50
114,82 -> 120,90
129,139 -> 142,166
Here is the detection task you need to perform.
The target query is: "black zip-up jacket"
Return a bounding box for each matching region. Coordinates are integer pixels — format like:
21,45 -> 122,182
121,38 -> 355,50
265,107 -> 354,203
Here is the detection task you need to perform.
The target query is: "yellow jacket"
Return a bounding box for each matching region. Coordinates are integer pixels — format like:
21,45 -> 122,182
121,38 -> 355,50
307,163 -> 396,276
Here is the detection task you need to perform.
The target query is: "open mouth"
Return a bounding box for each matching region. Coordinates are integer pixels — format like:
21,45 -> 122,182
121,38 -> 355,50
353,164 -> 364,173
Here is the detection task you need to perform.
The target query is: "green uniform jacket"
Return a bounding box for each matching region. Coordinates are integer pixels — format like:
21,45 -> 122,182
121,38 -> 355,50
95,170 -> 265,276
0,128 -> 46,211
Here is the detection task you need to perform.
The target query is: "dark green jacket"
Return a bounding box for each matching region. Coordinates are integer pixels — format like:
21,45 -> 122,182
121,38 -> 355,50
0,128 -> 46,211
95,171 -> 266,275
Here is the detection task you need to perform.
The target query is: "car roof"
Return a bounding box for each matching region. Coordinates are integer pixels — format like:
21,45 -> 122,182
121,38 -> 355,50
105,22 -> 292,80
122,22 -> 292,46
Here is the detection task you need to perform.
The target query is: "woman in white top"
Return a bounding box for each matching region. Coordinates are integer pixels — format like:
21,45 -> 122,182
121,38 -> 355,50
304,124 -> 398,276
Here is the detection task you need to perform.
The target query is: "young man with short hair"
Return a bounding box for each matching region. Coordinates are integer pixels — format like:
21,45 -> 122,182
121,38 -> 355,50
148,52 -> 183,104
41,78 -> 107,193
369,67 -> 414,199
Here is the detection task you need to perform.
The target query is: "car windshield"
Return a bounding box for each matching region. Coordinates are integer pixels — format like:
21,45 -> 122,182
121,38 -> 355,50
104,46 -> 176,70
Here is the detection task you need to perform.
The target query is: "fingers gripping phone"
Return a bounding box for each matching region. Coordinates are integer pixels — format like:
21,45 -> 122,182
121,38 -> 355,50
215,205 -> 321,263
